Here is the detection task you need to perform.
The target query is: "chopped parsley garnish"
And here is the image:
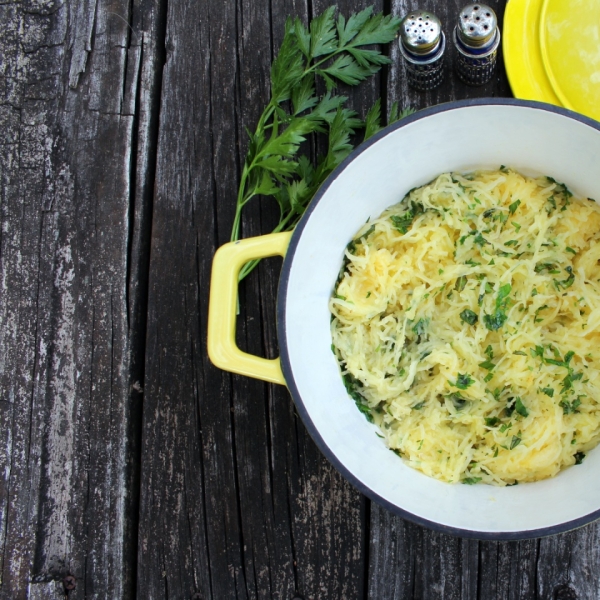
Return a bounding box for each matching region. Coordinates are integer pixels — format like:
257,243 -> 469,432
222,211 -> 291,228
485,417 -> 500,427
540,387 -> 554,397
566,247 -> 577,254
505,398 -> 516,417
510,435 -> 522,450
534,304 -> 549,322
473,232 -> 487,246
574,452 -> 586,465
460,309 -> 478,325
535,262 -> 559,274
531,345 -> 545,360
560,397 -> 582,414
462,477 -> 482,485
512,222 -> 521,232
478,360 -> 495,371
505,239 -> 519,247
561,372 -> 582,394
509,199 -> 521,215
452,373 -> 475,390
455,276 -> 467,292
484,311 -> 508,331
465,259 -> 481,267
412,401 -> 425,410
411,318 -> 429,337
390,202 -> 424,234
342,373 -> 373,423
485,345 -> 494,360
483,284 -> 512,331
515,397 -> 529,417
554,266 -> 575,290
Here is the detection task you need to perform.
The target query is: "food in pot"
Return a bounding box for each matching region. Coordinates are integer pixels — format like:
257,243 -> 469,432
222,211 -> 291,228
330,168 -> 600,485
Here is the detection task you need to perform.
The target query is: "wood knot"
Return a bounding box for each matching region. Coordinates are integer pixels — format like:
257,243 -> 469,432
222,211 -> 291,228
554,584 -> 578,600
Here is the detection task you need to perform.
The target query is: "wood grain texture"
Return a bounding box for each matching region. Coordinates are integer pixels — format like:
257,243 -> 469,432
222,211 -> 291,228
139,0 -> 600,599
0,0 -> 163,596
4,0 -> 600,597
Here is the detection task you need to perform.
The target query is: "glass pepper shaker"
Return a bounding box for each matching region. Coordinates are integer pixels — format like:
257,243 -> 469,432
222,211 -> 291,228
453,4 -> 501,85
399,10 -> 446,91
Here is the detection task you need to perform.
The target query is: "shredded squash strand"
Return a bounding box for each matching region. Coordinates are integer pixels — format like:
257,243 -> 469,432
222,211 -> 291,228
330,169 -> 600,485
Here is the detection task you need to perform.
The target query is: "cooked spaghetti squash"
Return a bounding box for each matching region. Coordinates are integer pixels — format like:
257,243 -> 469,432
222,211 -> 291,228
330,169 -> 600,485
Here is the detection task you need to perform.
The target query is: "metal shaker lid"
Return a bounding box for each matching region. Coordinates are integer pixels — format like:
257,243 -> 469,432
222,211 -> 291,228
400,11 -> 442,55
457,4 -> 497,48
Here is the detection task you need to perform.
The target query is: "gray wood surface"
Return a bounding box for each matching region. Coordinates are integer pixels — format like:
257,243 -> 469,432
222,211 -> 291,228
2,0 -> 600,598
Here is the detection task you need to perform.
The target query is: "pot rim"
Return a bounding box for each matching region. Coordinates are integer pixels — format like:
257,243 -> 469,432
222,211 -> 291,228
277,98 -> 600,540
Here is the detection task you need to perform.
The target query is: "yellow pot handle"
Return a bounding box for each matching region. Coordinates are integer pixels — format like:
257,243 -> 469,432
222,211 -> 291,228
207,231 -> 292,385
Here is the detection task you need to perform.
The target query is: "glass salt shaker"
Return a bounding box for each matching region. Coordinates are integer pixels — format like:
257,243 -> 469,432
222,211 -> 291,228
453,4 -> 501,85
399,10 -> 446,91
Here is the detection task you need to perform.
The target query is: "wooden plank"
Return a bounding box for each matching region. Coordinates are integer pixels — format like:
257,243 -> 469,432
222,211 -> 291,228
136,0 -> 240,596
138,0 -> 399,597
236,0 -> 380,597
0,0 -> 163,596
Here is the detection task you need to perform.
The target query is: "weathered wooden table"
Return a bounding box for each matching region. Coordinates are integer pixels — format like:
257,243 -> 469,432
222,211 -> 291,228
2,0 -> 600,597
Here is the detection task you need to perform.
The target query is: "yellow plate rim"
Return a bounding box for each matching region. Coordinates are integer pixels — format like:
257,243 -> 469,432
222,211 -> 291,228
503,0 -> 561,107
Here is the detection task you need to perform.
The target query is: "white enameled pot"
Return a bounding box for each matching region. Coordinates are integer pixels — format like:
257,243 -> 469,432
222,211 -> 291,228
209,99 -> 600,539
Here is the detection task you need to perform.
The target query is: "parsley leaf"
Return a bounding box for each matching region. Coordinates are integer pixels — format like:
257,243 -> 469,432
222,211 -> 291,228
452,373 -> 474,390
391,202 -> 424,234
560,397 -> 582,414
343,372 -> 373,422
233,7 -> 407,279
509,199 -> 521,215
455,276 -> 468,292
484,312 -> 507,331
462,477 -> 482,485
484,284 -> 512,331
479,360 -> 495,371
460,309 -> 478,325
515,397 -> 529,417
411,317 -> 428,337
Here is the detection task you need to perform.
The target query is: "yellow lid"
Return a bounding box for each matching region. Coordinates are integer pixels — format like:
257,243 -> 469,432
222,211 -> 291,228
504,0 -> 600,122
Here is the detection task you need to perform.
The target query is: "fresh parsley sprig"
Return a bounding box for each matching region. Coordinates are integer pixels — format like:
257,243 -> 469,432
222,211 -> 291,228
232,6 -> 410,280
